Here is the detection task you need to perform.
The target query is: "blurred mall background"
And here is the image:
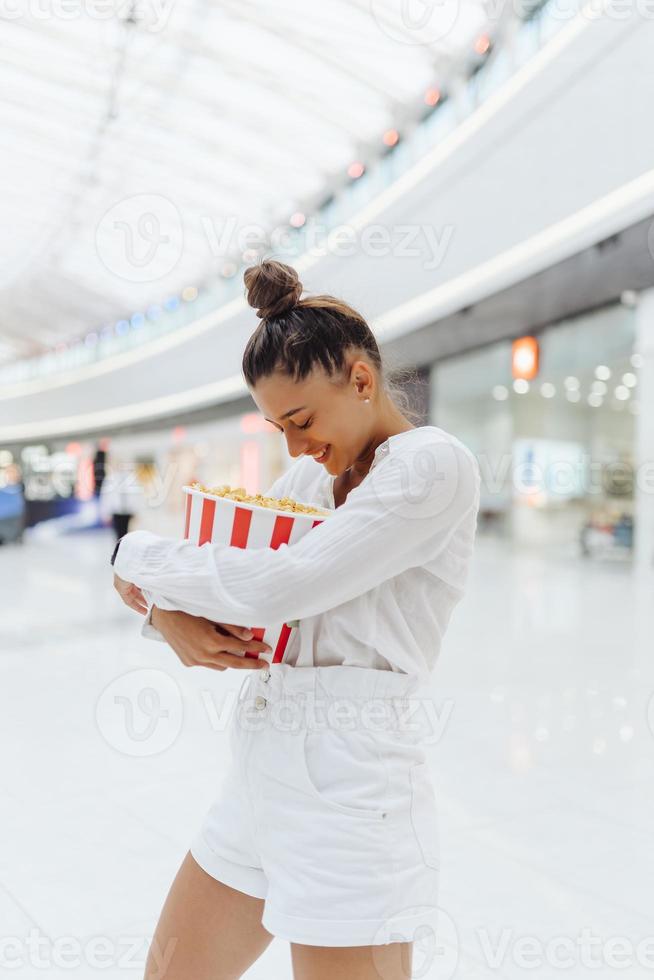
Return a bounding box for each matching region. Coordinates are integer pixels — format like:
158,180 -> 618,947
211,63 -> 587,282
2,3 -> 654,979
2,2 -> 654,567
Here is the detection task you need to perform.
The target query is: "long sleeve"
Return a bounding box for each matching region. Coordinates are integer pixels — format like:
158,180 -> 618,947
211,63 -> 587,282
134,464 -> 300,640
115,437 -> 479,626
139,589 -> 171,642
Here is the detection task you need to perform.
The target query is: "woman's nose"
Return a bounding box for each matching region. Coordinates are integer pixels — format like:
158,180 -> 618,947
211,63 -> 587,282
286,432 -> 310,459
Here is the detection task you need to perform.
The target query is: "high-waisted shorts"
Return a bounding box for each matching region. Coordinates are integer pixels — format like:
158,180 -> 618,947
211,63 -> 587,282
189,663 -> 441,947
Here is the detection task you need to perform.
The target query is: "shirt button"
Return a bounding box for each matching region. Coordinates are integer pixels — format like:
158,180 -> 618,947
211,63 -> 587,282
260,669 -> 270,683
255,695 -> 267,710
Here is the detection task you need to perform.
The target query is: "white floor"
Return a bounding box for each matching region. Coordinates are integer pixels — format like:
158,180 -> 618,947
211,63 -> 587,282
1,527 -> 653,979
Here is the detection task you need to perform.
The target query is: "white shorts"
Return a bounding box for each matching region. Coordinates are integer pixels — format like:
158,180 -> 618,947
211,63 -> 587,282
189,663 -> 441,948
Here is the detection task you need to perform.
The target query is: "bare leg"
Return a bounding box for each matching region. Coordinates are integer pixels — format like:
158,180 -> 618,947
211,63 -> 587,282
144,851 -> 274,980
291,941 -> 413,980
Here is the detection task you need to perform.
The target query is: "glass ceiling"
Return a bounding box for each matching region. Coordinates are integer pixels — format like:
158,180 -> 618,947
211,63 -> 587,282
0,1 -> 492,364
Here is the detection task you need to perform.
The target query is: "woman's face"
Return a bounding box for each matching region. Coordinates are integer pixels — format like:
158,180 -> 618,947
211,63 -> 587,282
251,361 -> 376,476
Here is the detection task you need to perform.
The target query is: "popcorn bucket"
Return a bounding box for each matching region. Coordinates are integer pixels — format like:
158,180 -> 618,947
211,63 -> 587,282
182,485 -> 330,663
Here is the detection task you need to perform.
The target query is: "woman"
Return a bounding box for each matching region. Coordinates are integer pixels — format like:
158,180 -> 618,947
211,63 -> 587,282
113,260 -> 481,980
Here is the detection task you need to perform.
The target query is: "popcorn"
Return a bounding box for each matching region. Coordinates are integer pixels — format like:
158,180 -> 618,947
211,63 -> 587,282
189,481 -> 330,517
182,482 -> 331,664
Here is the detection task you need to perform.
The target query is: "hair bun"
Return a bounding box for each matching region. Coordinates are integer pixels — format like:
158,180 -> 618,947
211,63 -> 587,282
243,260 -> 303,320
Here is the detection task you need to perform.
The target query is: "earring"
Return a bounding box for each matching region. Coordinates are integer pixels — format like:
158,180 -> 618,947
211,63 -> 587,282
364,398 -> 370,403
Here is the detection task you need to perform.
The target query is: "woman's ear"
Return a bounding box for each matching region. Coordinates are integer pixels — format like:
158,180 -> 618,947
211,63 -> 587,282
349,359 -> 374,397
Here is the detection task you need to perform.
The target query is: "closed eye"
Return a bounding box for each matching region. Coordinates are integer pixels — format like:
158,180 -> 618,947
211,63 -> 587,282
270,417 -> 313,433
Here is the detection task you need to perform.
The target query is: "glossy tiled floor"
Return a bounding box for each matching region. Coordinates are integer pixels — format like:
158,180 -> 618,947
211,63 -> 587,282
1,528 -> 652,979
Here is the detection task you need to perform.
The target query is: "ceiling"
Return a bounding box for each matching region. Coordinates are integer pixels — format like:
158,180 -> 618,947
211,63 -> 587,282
0,1 -> 492,364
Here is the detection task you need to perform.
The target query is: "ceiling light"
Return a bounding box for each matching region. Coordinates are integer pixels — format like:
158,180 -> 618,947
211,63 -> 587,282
348,161 -> 365,179
564,376 -> 580,390
622,372 -> 637,387
595,365 -> 611,380
588,393 -> 603,407
474,33 -> 491,55
513,379 -> 529,394
540,383 -> 556,398
614,385 -> 630,400
492,385 -> 509,400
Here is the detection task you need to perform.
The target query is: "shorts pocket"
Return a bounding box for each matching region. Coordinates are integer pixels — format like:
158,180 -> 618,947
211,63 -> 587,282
409,762 -> 440,870
299,728 -> 389,821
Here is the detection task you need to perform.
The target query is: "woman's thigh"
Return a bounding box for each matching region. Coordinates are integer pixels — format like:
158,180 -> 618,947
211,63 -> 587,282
290,941 -> 413,980
144,850 -> 274,980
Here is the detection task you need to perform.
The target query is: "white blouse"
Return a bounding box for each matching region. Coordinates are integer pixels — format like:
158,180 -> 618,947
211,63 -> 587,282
113,425 -> 481,681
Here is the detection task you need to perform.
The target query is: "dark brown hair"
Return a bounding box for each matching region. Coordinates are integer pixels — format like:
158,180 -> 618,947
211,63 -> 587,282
241,259 -> 422,424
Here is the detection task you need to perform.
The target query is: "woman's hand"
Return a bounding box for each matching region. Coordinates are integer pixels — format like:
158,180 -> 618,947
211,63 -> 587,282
151,606 -> 272,671
113,573 -> 148,615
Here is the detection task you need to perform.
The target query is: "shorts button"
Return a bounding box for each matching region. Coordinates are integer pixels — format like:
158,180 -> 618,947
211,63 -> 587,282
255,695 -> 267,710
260,669 -> 270,683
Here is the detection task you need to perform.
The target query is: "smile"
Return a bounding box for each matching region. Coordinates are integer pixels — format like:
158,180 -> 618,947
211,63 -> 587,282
309,445 -> 330,463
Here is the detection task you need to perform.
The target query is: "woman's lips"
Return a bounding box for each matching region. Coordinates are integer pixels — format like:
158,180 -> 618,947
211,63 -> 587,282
313,445 -> 330,463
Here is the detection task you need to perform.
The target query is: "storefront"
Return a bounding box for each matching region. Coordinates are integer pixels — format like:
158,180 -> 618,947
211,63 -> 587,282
3,412 -> 288,537
76,413 -> 290,537
431,302 -> 638,559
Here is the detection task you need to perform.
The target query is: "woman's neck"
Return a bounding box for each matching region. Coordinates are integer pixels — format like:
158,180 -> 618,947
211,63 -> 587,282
348,409 -> 416,483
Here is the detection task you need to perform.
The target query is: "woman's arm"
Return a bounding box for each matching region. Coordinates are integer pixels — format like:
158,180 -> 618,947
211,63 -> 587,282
120,463 -> 303,639
141,591 -> 170,642
113,437 -> 479,625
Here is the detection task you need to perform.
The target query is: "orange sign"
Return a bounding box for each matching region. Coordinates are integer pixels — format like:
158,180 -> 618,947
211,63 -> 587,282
512,336 -> 540,380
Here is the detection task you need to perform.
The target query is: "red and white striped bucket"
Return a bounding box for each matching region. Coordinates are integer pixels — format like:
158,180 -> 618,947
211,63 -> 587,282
182,485 -> 330,663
